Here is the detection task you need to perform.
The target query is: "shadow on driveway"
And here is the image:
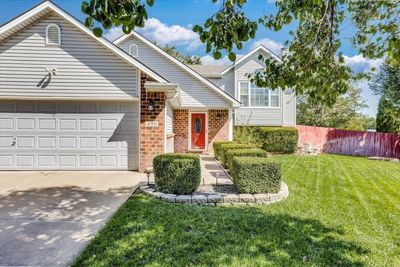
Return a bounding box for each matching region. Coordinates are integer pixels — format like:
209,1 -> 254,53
0,185 -> 139,266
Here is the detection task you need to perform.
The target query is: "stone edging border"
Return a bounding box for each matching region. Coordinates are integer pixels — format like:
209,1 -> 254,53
139,182 -> 289,206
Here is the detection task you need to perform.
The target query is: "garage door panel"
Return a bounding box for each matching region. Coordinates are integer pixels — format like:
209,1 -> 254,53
0,100 -> 139,170
38,119 -> 56,130
17,118 -> 35,130
59,155 -> 76,167
0,155 -> 13,167
0,118 -> 13,129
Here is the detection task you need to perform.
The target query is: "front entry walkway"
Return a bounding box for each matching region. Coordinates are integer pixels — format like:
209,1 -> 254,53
0,171 -> 146,267
200,154 -> 232,185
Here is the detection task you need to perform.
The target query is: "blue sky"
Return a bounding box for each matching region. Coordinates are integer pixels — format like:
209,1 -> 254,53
0,0 -> 381,116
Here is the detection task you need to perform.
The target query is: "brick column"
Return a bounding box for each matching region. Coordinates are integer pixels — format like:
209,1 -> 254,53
140,74 -> 165,171
173,109 -> 189,152
208,110 -> 229,152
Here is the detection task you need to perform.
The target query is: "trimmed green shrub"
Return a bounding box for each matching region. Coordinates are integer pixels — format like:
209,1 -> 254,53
231,157 -> 281,194
153,153 -> 201,194
257,127 -> 298,154
226,148 -> 268,169
220,143 -> 255,167
213,141 -> 235,160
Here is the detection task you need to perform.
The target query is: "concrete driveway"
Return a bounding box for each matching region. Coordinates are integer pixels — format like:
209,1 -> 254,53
0,171 -> 146,267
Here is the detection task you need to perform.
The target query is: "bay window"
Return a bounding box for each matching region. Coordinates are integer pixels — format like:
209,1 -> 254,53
239,81 -> 280,107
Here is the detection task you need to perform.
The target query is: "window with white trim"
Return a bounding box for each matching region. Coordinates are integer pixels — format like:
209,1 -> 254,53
239,81 -> 280,107
129,43 -> 138,57
46,24 -> 61,46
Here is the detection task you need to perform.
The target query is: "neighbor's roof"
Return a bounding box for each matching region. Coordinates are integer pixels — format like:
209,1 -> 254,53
0,0 -> 168,83
188,65 -> 225,78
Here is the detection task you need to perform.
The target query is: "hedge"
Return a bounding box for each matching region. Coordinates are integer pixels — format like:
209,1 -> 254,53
257,127 -> 298,154
225,148 -> 268,169
231,156 -> 281,194
153,153 -> 201,194
220,143 -> 255,167
213,141 -> 235,160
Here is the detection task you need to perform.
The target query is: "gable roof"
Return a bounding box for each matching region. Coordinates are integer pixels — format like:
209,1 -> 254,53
114,32 -> 240,107
221,45 -> 281,75
0,1 -> 168,83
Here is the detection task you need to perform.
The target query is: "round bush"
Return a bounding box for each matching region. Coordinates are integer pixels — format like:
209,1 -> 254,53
153,153 -> 201,194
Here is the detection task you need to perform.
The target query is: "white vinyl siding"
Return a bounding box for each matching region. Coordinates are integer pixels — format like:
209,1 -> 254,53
0,13 -> 138,100
118,36 -> 230,108
166,101 -> 173,134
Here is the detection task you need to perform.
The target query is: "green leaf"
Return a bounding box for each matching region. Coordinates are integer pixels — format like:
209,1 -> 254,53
146,0 -> 154,6
93,27 -> 103,37
228,52 -> 236,61
213,51 -> 222,59
192,25 -> 202,33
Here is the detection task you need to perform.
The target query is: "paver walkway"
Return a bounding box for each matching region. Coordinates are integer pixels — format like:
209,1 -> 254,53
199,154 -> 233,185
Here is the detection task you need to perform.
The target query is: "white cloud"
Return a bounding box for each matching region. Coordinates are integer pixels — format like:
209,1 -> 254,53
139,18 -> 201,50
200,54 -> 243,66
343,55 -> 384,73
104,18 -> 201,51
250,38 -> 284,55
104,27 -> 124,41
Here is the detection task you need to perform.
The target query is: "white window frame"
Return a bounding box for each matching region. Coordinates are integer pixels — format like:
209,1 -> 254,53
45,23 -> 61,46
129,43 -> 139,57
238,80 -> 280,108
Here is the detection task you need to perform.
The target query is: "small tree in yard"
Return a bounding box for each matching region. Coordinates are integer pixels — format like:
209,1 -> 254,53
372,64 -> 400,134
297,86 -> 373,131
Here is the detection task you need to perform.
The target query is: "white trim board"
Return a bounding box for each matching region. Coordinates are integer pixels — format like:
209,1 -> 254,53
114,32 -> 240,108
0,1 -> 168,83
222,45 -> 282,75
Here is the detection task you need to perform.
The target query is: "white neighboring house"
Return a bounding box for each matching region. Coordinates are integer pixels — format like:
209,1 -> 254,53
190,46 -> 296,127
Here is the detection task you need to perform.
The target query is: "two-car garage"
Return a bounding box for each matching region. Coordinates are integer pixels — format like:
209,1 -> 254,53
0,100 -> 139,170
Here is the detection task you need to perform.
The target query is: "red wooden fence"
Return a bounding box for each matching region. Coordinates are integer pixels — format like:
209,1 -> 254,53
296,125 -> 400,159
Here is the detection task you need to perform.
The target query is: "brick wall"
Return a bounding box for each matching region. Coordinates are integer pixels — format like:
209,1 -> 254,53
208,110 -> 229,152
139,74 -> 165,171
173,109 -> 229,152
173,109 -> 189,152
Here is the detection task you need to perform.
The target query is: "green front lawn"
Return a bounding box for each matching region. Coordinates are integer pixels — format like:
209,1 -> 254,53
73,155 -> 400,267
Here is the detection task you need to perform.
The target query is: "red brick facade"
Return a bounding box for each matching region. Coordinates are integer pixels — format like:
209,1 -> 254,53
173,109 -> 229,153
208,109 -> 229,152
139,74 -> 165,171
173,109 -> 189,152
139,75 -> 230,169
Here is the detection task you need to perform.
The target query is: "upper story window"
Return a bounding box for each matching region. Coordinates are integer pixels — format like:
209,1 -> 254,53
129,43 -> 138,57
239,81 -> 280,107
46,23 -> 61,46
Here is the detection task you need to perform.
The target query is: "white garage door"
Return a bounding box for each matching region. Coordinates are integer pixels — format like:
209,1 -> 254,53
0,101 -> 139,170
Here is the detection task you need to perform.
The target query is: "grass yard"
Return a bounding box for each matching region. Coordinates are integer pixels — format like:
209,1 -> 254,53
73,155 -> 400,267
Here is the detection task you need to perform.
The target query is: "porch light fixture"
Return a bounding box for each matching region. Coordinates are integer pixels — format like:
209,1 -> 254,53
148,99 -> 155,111
216,112 -> 222,121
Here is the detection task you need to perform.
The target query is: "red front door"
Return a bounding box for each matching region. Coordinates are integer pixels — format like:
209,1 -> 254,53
191,113 -> 206,149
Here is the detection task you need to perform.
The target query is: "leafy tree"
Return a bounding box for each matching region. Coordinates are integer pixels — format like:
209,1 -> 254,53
297,86 -> 372,131
159,44 -> 201,65
81,0 -> 399,105
372,64 -> 400,133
